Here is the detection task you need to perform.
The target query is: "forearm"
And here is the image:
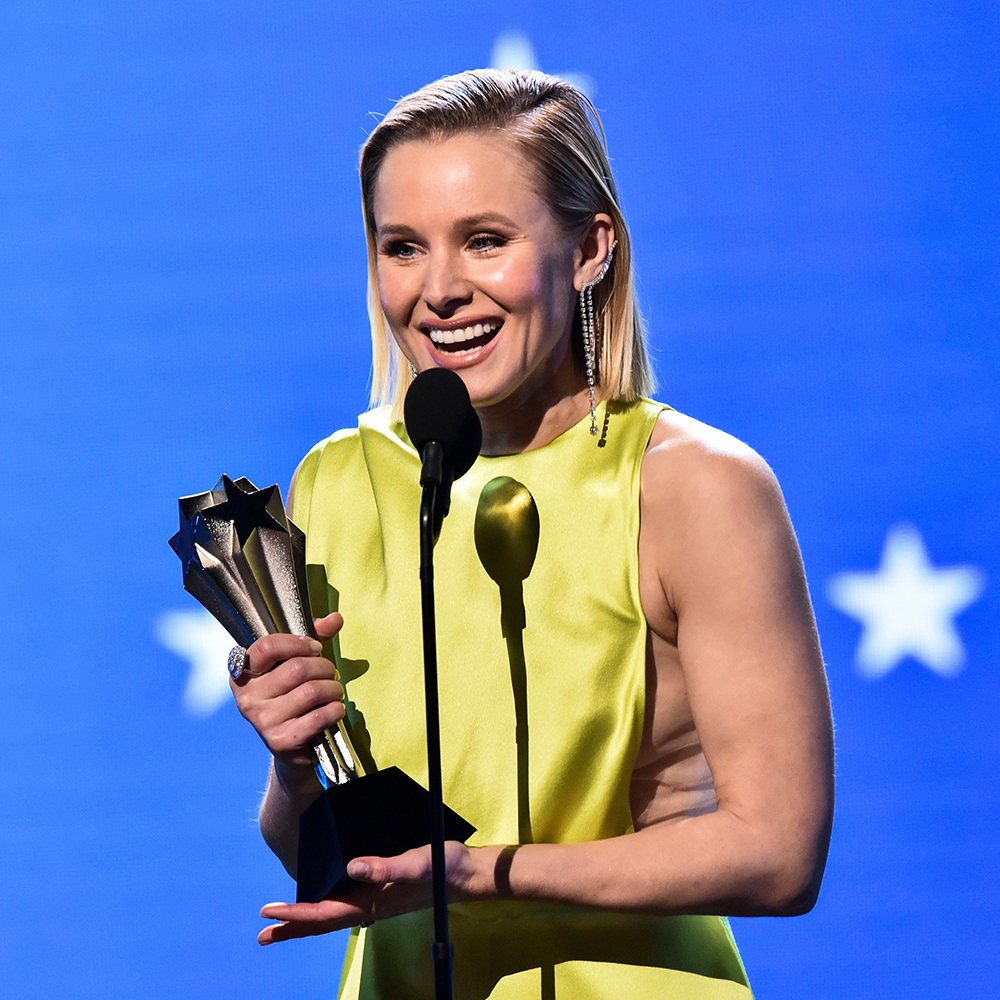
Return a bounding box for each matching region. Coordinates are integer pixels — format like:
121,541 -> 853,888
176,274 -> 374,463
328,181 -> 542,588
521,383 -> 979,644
259,758 -> 324,877
255,792 -> 828,940
470,808 -> 827,918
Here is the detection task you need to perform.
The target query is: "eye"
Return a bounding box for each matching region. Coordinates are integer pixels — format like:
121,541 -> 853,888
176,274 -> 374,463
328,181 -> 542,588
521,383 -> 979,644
467,233 -> 507,253
380,240 -> 420,259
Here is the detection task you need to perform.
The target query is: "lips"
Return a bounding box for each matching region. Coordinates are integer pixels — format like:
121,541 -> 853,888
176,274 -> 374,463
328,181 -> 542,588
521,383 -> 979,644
424,320 -> 502,355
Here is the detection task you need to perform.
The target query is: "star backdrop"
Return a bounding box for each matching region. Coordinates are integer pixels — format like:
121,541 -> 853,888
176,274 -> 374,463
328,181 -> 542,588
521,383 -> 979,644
2,3 -> 997,998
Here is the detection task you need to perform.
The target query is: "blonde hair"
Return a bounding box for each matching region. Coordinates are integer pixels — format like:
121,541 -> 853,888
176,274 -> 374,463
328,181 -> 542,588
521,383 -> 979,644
359,69 -> 654,413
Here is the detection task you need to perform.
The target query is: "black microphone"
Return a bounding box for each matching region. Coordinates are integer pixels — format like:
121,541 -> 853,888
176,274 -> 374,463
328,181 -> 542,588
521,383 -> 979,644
403,367 -> 482,1000
404,368 -> 482,535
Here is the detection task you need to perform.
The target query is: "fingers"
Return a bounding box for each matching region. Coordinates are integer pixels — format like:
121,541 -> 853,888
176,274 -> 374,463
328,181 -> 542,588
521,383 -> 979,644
240,681 -> 345,755
253,656 -> 341,701
233,658 -> 342,718
258,919 -> 343,944
265,700 -> 346,757
260,920 -> 336,945
231,632 -> 345,760
243,634 -> 323,677
257,917 -> 344,945
241,611 -> 343,676
258,900 -> 358,944
256,849 -> 452,945
260,900 -> 353,922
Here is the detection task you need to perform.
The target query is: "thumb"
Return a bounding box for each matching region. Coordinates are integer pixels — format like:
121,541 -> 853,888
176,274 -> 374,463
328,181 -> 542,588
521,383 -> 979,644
313,612 -> 344,641
347,847 -> 432,885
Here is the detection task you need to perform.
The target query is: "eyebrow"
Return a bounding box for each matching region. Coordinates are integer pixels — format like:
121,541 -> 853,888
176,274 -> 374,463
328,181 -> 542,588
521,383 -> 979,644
453,212 -> 519,229
377,212 -> 519,238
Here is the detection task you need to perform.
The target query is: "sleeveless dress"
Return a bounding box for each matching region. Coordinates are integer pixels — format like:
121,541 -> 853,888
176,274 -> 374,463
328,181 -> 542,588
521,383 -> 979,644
292,398 -> 753,1000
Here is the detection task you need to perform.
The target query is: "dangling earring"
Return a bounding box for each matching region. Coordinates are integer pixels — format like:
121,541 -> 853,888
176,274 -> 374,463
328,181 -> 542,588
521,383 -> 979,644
408,362 -> 418,380
580,241 -> 617,437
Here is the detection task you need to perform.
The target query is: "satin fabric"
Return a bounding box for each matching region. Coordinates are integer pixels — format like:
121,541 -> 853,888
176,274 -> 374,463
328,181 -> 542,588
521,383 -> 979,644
292,399 -> 752,999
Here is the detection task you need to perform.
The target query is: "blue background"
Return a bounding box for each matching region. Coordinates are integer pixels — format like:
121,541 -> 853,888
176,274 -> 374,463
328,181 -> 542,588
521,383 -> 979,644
2,2 -> 996,996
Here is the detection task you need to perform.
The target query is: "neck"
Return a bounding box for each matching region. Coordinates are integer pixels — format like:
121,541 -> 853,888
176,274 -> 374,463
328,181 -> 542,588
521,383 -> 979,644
475,353 -> 593,457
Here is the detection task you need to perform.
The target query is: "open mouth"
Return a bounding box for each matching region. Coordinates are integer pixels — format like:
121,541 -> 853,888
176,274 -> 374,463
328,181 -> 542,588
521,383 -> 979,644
425,320 -> 503,355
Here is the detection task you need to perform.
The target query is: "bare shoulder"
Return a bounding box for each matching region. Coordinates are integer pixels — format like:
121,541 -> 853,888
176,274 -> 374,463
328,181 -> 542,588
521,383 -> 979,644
642,409 -> 782,517
639,411 -> 794,624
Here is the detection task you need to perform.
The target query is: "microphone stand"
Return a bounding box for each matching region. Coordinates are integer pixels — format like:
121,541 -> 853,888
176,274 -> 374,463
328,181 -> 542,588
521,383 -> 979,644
418,441 -> 454,1000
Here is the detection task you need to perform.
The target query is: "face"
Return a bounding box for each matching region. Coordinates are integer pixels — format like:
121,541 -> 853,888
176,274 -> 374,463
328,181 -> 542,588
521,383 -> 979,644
372,131 -> 583,411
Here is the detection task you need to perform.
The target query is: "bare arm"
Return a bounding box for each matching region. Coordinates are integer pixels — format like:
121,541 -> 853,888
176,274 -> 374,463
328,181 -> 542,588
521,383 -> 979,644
258,413 -> 834,940
482,414 -> 833,915
259,758 -> 325,877
232,617 -> 345,876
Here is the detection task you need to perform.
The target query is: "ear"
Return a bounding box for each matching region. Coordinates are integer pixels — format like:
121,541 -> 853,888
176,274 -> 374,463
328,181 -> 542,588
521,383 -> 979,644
573,214 -> 616,291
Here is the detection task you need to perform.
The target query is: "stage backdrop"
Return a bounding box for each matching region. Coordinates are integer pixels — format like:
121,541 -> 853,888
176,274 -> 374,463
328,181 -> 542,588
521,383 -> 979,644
2,3 -> 996,997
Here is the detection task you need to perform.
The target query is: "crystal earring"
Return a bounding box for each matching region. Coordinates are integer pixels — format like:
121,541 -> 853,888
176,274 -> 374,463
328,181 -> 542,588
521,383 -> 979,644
580,241 -> 617,437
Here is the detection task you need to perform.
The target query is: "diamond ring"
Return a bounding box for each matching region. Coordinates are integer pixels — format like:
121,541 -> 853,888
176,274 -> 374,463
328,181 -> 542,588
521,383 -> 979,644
228,645 -> 250,680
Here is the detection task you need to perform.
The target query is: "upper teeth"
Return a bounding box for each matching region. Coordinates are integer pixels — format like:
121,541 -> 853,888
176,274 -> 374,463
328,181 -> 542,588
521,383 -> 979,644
428,322 -> 498,345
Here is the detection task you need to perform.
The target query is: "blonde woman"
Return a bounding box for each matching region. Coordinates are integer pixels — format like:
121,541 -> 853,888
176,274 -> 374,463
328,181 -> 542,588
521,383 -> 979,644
232,70 -> 834,999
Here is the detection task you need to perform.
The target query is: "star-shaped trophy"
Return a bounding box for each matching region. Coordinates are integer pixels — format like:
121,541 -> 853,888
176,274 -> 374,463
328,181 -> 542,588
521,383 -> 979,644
170,475 -> 474,903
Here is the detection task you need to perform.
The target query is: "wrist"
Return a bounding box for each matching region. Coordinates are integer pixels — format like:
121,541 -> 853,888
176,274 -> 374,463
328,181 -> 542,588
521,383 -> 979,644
271,755 -> 322,801
461,844 -> 522,902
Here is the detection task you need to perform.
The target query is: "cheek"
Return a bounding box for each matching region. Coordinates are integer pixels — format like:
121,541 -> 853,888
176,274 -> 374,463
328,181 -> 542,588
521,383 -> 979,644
376,265 -> 417,324
507,255 -> 573,330
482,257 -> 550,314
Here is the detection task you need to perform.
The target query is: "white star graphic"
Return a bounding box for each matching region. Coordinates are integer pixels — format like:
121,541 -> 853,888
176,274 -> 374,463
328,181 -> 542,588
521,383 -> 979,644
827,524 -> 986,679
490,31 -> 596,97
155,609 -> 235,716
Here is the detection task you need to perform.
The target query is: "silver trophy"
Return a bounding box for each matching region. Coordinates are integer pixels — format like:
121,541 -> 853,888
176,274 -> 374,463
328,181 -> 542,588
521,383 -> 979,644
169,474 -> 360,786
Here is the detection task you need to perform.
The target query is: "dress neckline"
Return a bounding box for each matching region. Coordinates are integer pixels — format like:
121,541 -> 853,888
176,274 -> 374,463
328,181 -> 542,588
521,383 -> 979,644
383,398 -> 614,462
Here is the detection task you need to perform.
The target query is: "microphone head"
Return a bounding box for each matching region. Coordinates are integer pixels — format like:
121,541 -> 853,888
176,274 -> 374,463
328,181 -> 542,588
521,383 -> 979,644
404,368 -> 482,480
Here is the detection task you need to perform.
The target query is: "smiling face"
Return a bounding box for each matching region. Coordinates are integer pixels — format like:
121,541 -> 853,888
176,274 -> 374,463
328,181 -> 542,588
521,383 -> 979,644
372,131 -> 587,420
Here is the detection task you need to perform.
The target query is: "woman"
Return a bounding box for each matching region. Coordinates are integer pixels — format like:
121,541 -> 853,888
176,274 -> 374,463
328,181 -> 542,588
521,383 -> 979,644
233,70 -> 834,998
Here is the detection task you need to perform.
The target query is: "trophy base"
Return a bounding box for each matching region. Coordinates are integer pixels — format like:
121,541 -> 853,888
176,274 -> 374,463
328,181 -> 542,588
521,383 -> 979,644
296,766 -> 477,903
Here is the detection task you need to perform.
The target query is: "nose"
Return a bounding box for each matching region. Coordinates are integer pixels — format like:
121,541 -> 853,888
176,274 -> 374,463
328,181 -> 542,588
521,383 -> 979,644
423,247 -> 472,316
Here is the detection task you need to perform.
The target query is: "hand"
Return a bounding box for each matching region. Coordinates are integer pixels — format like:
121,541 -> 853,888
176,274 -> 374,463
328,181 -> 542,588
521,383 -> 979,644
258,841 -> 484,944
231,613 -> 346,770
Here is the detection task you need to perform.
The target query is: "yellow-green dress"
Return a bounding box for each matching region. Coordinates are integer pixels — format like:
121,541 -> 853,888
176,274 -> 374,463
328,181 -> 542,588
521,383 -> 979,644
292,398 -> 753,1000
